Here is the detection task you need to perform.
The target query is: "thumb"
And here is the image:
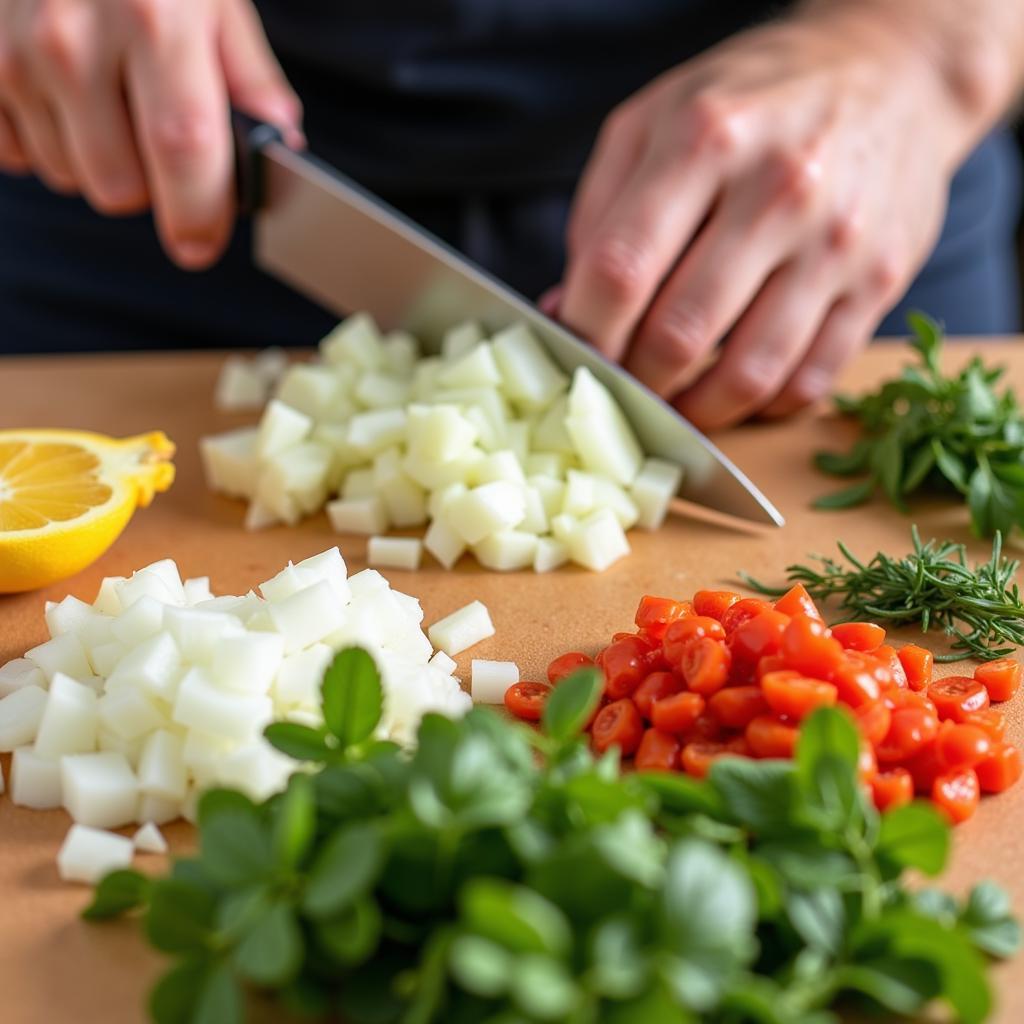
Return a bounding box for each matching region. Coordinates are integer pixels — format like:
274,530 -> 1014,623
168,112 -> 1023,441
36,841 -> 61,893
218,0 -> 305,147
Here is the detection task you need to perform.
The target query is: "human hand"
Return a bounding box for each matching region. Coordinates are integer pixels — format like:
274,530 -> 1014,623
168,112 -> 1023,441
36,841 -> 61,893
558,8 -> 974,429
0,0 -> 302,268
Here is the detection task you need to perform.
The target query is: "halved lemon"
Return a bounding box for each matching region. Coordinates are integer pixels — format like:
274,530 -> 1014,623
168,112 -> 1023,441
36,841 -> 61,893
0,429 -> 175,593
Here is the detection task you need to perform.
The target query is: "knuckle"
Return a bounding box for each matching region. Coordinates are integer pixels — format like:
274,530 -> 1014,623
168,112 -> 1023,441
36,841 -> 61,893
149,107 -> 215,169
681,92 -> 742,159
647,298 -> 712,365
0,44 -> 25,94
30,4 -> 76,69
771,149 -> 823,208
786,366 -> 833,407
728,358 -> 779,406
866,252 -> 905,301
825,209 -> 863,254
125,0 -> 171,41
586,236 -> 649,304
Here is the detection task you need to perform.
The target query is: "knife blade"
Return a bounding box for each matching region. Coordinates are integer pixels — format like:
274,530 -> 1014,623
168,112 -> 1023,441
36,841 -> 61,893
234,115 -> 784,527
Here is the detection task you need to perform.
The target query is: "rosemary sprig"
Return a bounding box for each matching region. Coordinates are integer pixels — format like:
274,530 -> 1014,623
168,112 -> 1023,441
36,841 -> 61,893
741,527 -> 1024,661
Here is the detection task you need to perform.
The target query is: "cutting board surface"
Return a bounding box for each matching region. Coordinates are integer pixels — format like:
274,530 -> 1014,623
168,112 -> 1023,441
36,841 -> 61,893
2,342 -> 1023,1023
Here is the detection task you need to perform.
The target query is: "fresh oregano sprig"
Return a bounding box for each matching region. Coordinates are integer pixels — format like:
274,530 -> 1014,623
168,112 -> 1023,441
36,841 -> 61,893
814,311 -> 1024,538
84,647 -> 1018,1024
742,526 -> 1024,661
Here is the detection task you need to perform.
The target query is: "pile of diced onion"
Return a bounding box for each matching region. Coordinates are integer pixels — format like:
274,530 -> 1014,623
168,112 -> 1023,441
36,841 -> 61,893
0,547 -> 491,879
203,314 -> 683,574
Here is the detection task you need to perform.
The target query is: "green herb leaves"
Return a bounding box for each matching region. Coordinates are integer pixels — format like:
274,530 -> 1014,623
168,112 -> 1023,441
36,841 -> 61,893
84,653 -> 1018,1024
742,527 -> 1024,660
815,312 -> 1024,538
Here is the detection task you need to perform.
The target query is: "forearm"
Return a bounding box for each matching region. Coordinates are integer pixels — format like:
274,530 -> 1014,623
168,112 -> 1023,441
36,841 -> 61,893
797,0 -> 1024,159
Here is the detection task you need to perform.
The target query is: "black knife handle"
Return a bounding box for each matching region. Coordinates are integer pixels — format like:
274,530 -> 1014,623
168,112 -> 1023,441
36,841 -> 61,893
232,110 -> 282,216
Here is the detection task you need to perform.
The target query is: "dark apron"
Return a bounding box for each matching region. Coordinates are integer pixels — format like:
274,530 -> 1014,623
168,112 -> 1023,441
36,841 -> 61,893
0,0 -> 1019,352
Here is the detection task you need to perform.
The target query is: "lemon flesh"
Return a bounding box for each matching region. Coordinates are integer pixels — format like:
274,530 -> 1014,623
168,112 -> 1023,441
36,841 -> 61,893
0,429 -> 175,593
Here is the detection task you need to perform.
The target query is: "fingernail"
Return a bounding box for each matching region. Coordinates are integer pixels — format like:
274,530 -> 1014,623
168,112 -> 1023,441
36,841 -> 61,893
173,241 -> 216,269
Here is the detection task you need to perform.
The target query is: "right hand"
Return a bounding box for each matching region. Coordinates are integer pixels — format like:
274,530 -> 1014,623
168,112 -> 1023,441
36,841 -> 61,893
0,0 -> 303,268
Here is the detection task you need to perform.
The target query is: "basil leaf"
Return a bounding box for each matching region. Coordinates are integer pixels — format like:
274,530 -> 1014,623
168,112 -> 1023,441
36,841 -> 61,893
448,935 -> 512,998
233,901 -> 303,986
460,879 -> 571,958
541,666 -> 602,742
200,811 -> 275,887
902,444 -> 936,492
302,821 -> 381,919
315,898 -> 382,966
144,878 -> 216,954
509,954 -> 579,1021
961,881 -> 1022,957
786,887 -> 844,954
876,801 -> 949,877
263,721 -> 332,762
795,707 -> 861,830
149,959 -> 209,1024
933,440 -> 969,492
709,757 -> 796,834
272,773 -> 316,870
322,647 -> 383,748
835,959 -> 939,1014
194,963 -> 244,1024
196,787 -> 257,828
814,439 -> 872,476
82,868 -> 149,920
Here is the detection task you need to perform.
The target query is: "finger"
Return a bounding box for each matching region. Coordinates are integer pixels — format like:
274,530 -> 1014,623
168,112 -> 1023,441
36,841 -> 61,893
8,91 -> 77,191
560,153 -> 719,361
126,20 -> 233,268
538,284 -> 563,318
621,195 -> 798,397
673,260 -> 835,430
0,105 -> 29,172
219,0 -> 304,147
32,4 -> 149,213
564,105 -> 644,259
759,294 -> 881,418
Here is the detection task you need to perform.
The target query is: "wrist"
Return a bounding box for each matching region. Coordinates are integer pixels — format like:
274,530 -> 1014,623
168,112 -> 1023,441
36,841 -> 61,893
794,0 -> 1012,162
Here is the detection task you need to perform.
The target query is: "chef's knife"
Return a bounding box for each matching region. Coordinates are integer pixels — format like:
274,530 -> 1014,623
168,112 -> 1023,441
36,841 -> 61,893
233,114 -> 784,527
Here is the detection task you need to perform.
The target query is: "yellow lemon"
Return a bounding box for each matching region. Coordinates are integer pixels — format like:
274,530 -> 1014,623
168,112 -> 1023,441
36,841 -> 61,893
0,429 -> 175,593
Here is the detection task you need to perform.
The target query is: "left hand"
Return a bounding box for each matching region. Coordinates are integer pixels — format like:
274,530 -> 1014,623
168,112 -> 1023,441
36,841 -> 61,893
556,7 -> 970,429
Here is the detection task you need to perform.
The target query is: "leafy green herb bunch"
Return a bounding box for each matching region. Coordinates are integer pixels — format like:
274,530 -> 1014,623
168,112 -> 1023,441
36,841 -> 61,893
86,648 -> 1019,1024
816,313 -> 1024,538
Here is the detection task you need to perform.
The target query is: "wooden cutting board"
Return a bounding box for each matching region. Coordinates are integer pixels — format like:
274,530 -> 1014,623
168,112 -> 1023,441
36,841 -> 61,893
2,341 -> 1023,1024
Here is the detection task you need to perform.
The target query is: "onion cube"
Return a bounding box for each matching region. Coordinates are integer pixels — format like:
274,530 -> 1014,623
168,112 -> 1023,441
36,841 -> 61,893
164,606 -> 245,663
98,688 -> 166,741
105,633 -> 181,703
392,591 -> 424,624
257,399 -> 313,459
34,674 -> 98,758
57,824 -> 134,883
524,452 -> 568,478
137,793 -> 180,826
210,632 -> 284,694
260,562 -> 317,603
424,517 -> 466,570
441,320 -> 485,360
273,644 -> 333,708
268,580 -> 347,653
0,686 -> 49,751
321,312 -> 383,369
97,728 -> 146,770
566,508 -> 631,572
532,395 -> 574,454
115,568 -> 180,610
630,457 -> 684,530
137,730 -> 187,802
446,482 -> 526,544
215,743 -> 294,801
263,441 -> 332,515
529,475 -> 567,519
533,537 -> 569,574
173,668 -> 274,740
182,727 -> 237,771
342,467 -> 376,500
473,450 -> 526,487
519,487 -> 549,535
244,497 -> 284,531
137,559 -> 186,604
25,632 -> 92,683
566,367 -> 643,485
491,323 -> 568,410
199,427 -> 261,499
355,371 -> 411,409
277,364 -> 343,419
110,593 -> 165,646
328,495 -> 389,536
593,477 -> 641,530
347,568 -> 390,598
436,341 -> 501,389
133,822 -> 168,854
347,408 -> 407,454
93,575 -> 126,616
373,449 -> 428,527
183,577 -> 214,606
45,595 -> 97,638
11,747 -> 62,809
61,752 -> 138,829
89,641 -> 128,678
215,355 -> 267,411
368,537 -> 422,571
296,548 -> 351,604
0,658 -> 46,698
429,650 -> 458,675
407,404 -> 478,463
382,329 -> 419,374
471,660 -> 519,703
473,531 -> 538,572
428,601 -> 495,656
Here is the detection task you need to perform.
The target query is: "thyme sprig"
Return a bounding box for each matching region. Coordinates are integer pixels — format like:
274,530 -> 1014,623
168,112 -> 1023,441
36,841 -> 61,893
742,527 -> 1024,661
